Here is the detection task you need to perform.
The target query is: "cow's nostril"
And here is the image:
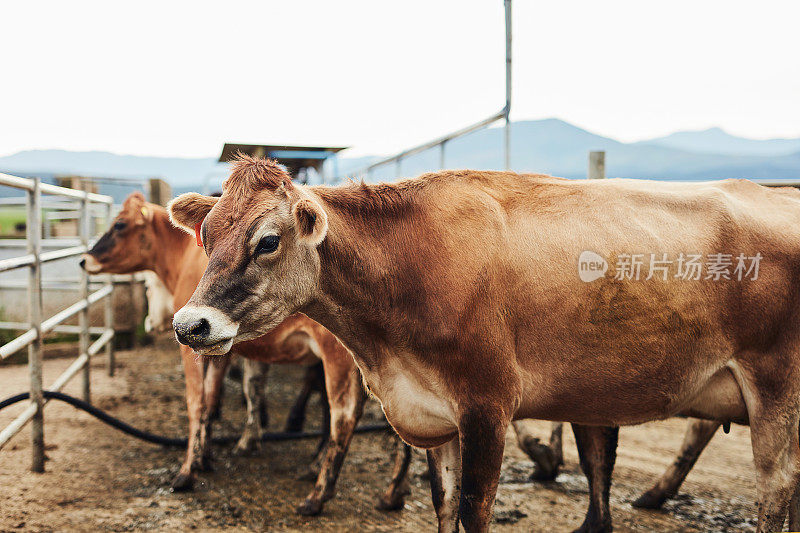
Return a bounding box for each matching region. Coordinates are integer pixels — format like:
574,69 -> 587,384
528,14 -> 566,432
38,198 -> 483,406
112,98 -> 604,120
79,258 -> 86,269
174,318 -> 211,345
190,318 -> 210,338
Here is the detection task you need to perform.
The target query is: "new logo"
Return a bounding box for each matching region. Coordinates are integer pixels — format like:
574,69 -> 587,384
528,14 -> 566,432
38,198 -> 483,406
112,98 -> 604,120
578,251 -> 608,282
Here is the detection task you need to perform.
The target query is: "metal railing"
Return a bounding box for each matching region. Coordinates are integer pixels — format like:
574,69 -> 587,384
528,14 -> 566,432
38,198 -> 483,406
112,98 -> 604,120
344,0 -> 512,181
0,172 -> 116,472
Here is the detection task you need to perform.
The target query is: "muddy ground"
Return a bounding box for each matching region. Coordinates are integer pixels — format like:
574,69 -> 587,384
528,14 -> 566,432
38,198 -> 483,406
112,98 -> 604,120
1,332 -> 760,532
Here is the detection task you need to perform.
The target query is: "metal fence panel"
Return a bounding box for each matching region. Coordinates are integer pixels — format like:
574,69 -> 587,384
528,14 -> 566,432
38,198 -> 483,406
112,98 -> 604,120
0,173 -> 118,471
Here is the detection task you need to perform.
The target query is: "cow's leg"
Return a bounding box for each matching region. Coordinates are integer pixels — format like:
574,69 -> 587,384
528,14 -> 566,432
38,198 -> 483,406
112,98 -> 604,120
790,482 -> 800,531
296,365 -> 366,516
513,420 -> 564,481
233,359 -> 269,455
376,437 -> 413,511
286,361 -> 324,432
748,398 -> 800,532
571,424 -> 618,533
296,371 -> 333,482
548,421 -> 564,473
199,355 -> 230,468
171,345 -> 205,491
427,437 -> 462,533
457,410 -> 509,532
633,419 -> 720,509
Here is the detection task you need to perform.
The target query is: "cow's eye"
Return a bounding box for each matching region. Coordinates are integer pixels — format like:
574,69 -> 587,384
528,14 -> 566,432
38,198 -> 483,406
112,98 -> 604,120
255,235 -> 280,255
113,221 -> 127,231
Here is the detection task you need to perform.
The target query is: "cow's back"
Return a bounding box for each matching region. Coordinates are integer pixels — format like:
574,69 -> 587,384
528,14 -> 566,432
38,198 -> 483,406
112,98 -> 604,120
407,173 -> 800,425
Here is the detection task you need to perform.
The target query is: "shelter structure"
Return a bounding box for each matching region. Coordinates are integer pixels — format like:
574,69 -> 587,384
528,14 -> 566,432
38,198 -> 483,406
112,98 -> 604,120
218,143 -> 347,184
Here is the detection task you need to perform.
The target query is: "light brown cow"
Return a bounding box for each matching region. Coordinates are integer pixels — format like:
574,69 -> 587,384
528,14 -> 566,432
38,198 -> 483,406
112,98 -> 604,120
82,192 -> 410,515
170,157 -> 800,532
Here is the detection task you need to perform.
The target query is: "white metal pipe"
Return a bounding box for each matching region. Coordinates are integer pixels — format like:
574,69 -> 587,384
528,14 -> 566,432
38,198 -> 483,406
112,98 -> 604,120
0,329 -> 112,451
38,285 -> 113,335
0,328 -> 37,359
0,172 -> 113,204
0,322 -> 106,335
0,238 -> 84,248
0,254 -> 35,273
40,183 -> 112,204
0,404 -> 37,450
362,109 -> 506,174
39,245 -> 89,263
0,173 -> 35,191
88,329 -> 114,357
47,353 -> 90,395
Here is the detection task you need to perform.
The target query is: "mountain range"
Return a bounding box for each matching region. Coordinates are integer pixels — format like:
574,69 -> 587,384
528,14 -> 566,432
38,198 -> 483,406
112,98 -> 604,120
2,119 -> 798,201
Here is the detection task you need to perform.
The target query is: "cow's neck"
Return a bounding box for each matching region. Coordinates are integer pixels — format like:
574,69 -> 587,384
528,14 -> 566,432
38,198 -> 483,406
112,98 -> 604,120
305,192 -> 417,366
148,208 -> 194,294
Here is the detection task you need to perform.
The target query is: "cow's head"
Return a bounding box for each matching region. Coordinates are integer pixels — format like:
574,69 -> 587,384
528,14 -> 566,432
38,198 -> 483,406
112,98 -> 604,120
168,156 -> 327,355
81,192 -> 158,274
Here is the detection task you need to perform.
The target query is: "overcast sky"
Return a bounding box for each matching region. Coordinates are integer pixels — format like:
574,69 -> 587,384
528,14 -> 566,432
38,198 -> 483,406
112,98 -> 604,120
1,0 -> 798,158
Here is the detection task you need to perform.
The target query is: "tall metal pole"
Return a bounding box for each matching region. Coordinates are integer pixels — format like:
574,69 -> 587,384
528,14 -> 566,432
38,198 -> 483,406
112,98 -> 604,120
79,185 -> 90,403
27,178 -> 44,472
504,0 -> 512,171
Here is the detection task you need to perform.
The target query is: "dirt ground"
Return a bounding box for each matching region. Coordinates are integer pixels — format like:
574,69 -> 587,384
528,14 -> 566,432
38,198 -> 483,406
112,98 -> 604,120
1,332 -> 760,532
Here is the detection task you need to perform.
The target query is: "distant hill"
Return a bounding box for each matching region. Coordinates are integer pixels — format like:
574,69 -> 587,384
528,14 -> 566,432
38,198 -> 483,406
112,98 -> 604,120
0,149 -> 220,184
638,127 -> 800,157
365,119 -> 800,182
2,120 -> 799,202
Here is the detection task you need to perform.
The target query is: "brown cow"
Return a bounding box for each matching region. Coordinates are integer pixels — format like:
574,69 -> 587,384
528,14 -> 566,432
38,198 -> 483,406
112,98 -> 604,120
81,192 -> 410,515
170,157 -> 800,532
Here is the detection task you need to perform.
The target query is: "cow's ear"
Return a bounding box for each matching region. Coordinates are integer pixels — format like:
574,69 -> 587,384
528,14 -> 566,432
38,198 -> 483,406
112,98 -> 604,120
167,193 -> 219,235
292,197 -> 328,246
123,191 -> 147,208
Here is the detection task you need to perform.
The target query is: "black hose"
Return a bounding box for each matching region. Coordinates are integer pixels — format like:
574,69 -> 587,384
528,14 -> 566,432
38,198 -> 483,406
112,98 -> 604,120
0,391 -> 390,447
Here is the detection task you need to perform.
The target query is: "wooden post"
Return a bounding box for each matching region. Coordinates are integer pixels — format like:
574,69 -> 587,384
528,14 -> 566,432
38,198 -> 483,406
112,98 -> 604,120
27,178 -> 44,472
147,178 -> 172,207
104,205 -> 115,376
128,275 -> 137,348
588,151 -> 606,179
79,182 -> 90,403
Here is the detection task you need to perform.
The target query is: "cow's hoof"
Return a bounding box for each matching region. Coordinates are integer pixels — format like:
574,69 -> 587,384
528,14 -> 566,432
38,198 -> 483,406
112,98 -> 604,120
375,494 -> 407,511
284,417 -> 305,434
232,440 -> 261,456
632,490 -> 668,509
530,463 -> 560,482
296,498 -> 324,516
572,519 -> 612,533
170,472 -> 194,492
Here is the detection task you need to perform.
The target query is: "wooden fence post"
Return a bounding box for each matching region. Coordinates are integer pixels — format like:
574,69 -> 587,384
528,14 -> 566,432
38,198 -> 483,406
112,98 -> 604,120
588,151 -> 606,179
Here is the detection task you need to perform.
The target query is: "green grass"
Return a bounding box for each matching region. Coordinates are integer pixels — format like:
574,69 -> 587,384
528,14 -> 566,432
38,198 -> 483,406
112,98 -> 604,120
0,208 -> 26,237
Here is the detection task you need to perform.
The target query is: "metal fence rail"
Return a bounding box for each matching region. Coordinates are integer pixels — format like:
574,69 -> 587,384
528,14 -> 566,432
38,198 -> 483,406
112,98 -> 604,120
0,172 -> 116,472
344,0 -> 512,181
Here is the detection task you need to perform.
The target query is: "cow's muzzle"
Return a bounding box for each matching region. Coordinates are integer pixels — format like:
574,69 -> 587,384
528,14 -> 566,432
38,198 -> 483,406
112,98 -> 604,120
80,254 -> 103,274
173,305 -> 239,356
